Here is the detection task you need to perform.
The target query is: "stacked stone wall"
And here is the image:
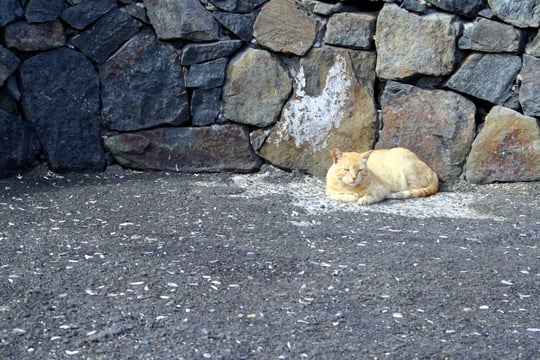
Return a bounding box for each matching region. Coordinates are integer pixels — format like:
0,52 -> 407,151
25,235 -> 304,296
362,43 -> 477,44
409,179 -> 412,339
1,0 -> 539,183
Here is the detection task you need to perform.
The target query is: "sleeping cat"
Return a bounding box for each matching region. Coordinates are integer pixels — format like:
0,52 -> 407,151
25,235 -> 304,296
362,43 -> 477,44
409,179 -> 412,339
326,147 -> 438,205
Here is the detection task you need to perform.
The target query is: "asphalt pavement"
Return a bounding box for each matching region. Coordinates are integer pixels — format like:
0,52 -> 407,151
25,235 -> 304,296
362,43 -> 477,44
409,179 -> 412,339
0,167 -> 539,359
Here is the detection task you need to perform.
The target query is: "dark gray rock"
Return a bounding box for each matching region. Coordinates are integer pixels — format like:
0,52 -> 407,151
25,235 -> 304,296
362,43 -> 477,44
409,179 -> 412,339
446,53 -> 522,106
71,9 -> 141,64
0,46 -> 20,87
191,88 -> 222,126
0,110 -> 41,178
144,0 -> 219,41
61,0 -> 117,30
181,41 -> 243,65
185,58 -> 228,89
213,11 -> 257,41
427,0 -> 486,17
519,55 -> 540,117
3,20 -> 65,51
325,12 -> 376,50
19,47 -> 106,173
402,0 -> 429,13
487,0 -> 540,28
209,0 -> 267,13
458,17 -> 523,53
100,31 -> 189,131
104,125 -> 261,172
0,0 -> 24,26
125,3 -> 149,24
25,0 -> 64,23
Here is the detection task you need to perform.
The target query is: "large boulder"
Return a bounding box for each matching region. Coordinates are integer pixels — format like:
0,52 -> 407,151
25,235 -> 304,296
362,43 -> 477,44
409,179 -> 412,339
25,0 -> 64,23
0,0 -> 23,27
519,55 -> 540,117
426,0 -> 486,17
375,4 -> 460,80
213,11 -> 257,41
376,82 -> 476,181
104,125 -> 261,172
259,47 -> 378,177
208,0 -> 267,13
100,31 -> 189,132
19,48 -> 106,173
61,0 -> 117,30
144,0 -> 219,41
465,106 -> 540,184
487,0 -> 540,28
253,0 -> 318,56
0,110 -> 41,178
325,12 -> 377,50
222,48 -> 292,128
458,17 -> 523,53
3,20 -> 65,51
71,9 -> 141,64
0,46 -> 20,87
446,53 -> 522,107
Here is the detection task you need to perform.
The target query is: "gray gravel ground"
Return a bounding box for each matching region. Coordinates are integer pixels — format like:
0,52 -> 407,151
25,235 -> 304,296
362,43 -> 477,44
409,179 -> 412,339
0,167 -> 539,359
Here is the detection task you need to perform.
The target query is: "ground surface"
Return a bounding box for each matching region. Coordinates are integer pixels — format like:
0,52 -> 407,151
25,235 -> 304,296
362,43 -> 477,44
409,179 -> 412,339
0,167 -> 539,359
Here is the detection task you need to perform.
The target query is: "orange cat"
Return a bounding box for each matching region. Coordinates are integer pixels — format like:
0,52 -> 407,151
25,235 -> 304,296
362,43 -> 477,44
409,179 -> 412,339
326,148 -> 438,205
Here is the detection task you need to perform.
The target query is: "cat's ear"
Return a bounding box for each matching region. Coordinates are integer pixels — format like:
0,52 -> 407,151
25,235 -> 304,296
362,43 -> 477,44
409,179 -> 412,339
332,148 -> 343,163
361,150 -> 373,165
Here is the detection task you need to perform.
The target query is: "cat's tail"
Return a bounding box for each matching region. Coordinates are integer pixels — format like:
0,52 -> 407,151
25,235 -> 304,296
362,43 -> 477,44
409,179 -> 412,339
389,170 -> 439,199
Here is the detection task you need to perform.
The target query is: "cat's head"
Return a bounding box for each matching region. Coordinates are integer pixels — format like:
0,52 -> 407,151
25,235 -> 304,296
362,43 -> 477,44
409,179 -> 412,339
331,149 -> 372,186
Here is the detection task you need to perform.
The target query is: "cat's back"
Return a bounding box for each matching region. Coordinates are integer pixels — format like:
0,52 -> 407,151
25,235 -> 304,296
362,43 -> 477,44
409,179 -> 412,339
367,147 -> 437,183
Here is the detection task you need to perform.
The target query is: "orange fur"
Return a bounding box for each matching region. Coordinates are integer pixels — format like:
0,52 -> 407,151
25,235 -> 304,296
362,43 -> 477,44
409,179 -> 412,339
326,147 -> 438,205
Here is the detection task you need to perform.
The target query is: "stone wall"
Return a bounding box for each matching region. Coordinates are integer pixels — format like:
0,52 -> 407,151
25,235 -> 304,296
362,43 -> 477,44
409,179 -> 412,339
1,0 -> 539,184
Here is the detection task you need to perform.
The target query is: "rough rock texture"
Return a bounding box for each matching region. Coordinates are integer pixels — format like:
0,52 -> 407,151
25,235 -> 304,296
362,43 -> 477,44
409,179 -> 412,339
3,21 -> 65,51
458,17 -> 523,53
325,12 -> 376,50
375,4 -> 459,80
300,0 -> 342,15
185,58 -> 228,89
253,0 -> 318,56
519,55 -> 540,117
208,0 -> 267,13
465,106 -> 540,184
181,40 -> 243,65
487,0 -> 540,28
144,0 -> 219,41
427,0 -> 486,17
446,53 -> 521,106
0,46 -> 20,86
71,9 -> 141,64
222,48 -> 292,127
0,0 -> 24,27
19,48 -> 106,172
104,125 -> 261,172
25,0 -> 64,23
376,82 -> 476,181
100,31 -> 189,132
259,47 -> 378,177
525,32 -> 540,57
213,11 -> 256,41
0,110 -> 41,178
61,0 -> 117,30
191,88 -> 222,126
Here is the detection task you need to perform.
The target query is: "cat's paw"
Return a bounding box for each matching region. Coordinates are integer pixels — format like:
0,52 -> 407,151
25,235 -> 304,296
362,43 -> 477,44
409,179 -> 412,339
357,195 -> 375,206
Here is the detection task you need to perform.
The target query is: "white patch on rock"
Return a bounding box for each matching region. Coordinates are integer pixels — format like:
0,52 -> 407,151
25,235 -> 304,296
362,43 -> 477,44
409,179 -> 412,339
276,54 -> 352,151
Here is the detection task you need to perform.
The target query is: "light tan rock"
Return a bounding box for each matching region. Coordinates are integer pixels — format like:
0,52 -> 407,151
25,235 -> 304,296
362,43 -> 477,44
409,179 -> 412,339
259,47 -> 377,177
465,106 -> 540,184
375,4 -> 459,80
253,0 -> 318,56
222,48 -> 292,127
376,82 -> 476,181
